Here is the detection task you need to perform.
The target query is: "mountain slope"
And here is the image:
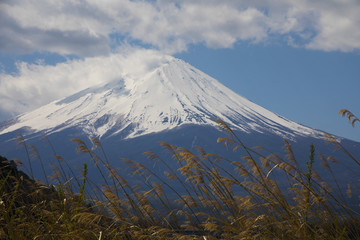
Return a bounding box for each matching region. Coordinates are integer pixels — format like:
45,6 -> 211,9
0,57 -> 323,141
1,55 -> 360,195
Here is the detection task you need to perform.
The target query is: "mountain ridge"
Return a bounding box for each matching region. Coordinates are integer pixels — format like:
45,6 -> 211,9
0,57 -> 324,142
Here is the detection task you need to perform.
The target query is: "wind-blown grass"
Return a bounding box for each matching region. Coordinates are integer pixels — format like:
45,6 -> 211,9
0,110 -> 359,239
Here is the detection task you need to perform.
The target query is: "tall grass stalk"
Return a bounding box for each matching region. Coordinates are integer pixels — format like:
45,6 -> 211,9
1,110 -> 360,239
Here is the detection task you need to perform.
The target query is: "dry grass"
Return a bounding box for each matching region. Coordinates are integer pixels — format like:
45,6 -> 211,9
0,110 -> 360,239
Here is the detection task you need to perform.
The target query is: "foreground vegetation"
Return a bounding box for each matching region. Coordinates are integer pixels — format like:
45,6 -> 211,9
0,110 -> 360,239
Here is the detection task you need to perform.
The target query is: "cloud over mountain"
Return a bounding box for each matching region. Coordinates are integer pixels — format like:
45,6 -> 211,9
0,49 -> 170,118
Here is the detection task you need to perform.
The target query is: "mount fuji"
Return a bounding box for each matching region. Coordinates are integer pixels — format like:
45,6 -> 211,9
0,56 -> 358,184
0,57 -> 322,140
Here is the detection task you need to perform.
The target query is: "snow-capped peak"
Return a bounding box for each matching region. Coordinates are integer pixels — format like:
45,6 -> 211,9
0,57 -> 322,140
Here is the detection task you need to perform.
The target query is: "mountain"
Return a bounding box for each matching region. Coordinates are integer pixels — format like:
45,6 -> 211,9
0,56 -> 359,190
0,57 -> 323,140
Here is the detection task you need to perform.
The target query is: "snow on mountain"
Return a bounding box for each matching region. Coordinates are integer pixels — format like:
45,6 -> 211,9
0,57 -> 323,140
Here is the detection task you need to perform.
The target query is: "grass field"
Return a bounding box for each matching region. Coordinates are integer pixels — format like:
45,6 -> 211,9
0,110 -> 359,239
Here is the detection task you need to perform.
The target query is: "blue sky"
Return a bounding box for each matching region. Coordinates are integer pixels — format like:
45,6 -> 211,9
0,0 -> 360,141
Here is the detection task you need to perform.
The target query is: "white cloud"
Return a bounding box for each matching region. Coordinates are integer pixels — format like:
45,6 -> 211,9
0,0 -> 111,56
0,48 -> 171,117
304,1 -> 360,52
1,0 -> 360,56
